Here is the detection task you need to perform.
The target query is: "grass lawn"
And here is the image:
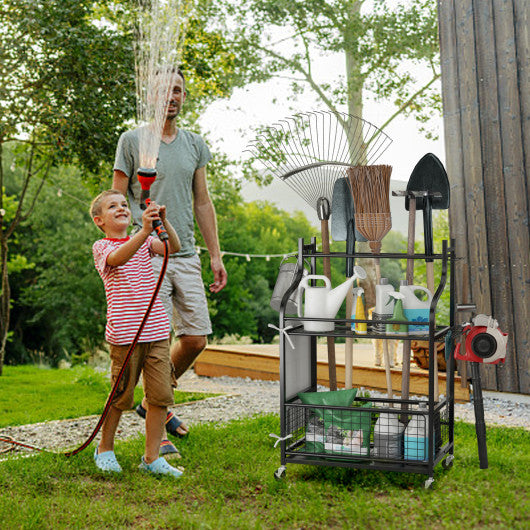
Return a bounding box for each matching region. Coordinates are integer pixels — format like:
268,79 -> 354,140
0,416 -> 528,529
0,365 -> 216,428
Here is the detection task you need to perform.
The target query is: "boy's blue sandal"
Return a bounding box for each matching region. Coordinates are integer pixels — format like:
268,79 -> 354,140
160,439 -> 181,458
94,448 -> 122,473
139,456 -> 183,478
136,404 -> 189,438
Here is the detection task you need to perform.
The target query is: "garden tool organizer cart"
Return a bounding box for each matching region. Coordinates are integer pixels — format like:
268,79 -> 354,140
274,237 -> 456,489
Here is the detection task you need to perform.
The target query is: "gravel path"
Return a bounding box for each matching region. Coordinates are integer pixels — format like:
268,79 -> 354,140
1,371 -> 528,456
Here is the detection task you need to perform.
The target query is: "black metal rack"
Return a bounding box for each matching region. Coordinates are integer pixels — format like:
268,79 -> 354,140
273,238 -> 456,489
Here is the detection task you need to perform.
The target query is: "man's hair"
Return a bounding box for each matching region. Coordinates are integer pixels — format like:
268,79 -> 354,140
155,66 -> 186,92
90,189 -> 125,220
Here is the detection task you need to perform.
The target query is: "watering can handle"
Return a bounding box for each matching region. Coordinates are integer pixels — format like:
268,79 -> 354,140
297,275 -> 331,318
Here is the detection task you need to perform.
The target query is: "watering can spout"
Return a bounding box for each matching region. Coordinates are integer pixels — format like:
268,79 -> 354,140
328,265 -> 367,316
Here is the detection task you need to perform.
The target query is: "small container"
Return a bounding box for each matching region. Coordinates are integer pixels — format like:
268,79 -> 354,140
373,277 -> 395,333
351,287 -> 367,334
404,404 -> 429,461
373,413 -> 405,458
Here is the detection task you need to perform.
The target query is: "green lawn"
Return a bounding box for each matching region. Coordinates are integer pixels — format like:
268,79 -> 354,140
1,365 -> 529,528
0,365 -> 216,428
0,416 -> 528,529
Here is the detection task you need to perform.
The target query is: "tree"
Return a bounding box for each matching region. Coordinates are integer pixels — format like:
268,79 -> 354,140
223,0 -> 440,137
0,0 -> 138,374
9,164 -> 106,366
0,0 -> 264,372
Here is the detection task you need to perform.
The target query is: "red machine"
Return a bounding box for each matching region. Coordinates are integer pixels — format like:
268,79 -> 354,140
454,314 -> 508,365
454,314 -> 508,469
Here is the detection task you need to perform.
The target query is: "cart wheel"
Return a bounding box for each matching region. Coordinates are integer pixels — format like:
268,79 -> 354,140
424,477 -> 434,489
442,455 -> 454,469
274,466 -> 286,481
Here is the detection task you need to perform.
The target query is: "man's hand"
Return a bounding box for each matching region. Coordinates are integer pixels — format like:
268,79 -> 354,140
209,256 -> 227,293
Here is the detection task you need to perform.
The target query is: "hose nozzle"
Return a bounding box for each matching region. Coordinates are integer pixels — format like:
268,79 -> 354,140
136,168 -> 168,241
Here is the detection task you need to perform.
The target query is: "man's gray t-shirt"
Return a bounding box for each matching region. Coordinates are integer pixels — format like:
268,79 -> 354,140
114,126 -> 212,257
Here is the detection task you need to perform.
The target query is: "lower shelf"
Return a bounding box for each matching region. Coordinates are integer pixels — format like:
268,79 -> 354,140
281,398 -> 452,474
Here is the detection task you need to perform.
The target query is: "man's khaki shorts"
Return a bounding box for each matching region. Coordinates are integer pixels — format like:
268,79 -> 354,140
109,339 -> 174,410
151,254 -> 212,336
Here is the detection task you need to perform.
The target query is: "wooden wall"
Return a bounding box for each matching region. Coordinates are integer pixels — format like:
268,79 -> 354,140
438,0 -> 529,393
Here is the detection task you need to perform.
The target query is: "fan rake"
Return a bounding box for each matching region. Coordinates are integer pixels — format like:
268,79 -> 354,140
246,110 -> 392,390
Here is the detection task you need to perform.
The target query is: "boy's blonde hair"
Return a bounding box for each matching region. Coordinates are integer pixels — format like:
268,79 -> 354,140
90,190 -> 127,233
90,189 -> 126,219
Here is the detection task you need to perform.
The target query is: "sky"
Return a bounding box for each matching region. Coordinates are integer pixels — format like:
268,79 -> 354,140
197,30 -> 445,236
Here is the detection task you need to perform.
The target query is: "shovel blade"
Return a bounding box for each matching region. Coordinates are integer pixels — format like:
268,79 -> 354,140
331,177 -> 367,242
406,153 -> 450,211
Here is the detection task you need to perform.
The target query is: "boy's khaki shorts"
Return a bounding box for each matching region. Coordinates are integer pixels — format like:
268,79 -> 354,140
109,339 -> 174,410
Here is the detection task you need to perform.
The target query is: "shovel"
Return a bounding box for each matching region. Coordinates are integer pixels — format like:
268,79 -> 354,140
331,177 -> 367,389
406,153 -> 450,401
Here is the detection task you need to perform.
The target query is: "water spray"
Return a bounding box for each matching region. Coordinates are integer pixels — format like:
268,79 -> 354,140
135,0 -> 190,168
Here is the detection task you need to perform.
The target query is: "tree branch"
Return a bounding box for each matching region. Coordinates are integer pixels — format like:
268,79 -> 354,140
251,42 -> 339,115
370,72 -> 441,140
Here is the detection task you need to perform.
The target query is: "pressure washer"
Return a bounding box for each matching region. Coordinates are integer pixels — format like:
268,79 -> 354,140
0,168 -> 168,457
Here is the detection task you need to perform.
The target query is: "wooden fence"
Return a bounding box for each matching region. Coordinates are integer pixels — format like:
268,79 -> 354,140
438,0 -> 529,393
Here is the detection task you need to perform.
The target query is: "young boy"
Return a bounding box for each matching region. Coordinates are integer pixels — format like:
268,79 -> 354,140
90,189 -> 182,478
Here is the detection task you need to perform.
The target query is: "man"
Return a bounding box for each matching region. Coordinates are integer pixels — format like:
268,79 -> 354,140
112,68 -> 227,442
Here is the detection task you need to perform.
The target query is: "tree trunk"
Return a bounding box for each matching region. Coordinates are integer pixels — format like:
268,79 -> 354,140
0,238 -> 9,376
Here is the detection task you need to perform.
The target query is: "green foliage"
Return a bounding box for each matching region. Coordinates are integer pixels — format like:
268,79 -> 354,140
7,164 -> 107,365
0,0 -> 135,175
0,415 -> 528,528
413,209 -> 451,324
201,199 -> 315,341
380,230 -> 407,289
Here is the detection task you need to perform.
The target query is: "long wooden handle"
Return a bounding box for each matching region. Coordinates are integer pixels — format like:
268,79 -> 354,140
383,340 -> 393,401
321,220 -> 337,390
345,289 -> 354,389
426,263 -> 439,401
402,198 -> 416,404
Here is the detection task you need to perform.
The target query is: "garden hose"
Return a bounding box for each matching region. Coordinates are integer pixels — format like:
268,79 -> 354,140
0,239 -> 169,457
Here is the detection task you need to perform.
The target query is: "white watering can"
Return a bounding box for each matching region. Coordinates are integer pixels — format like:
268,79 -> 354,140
297,266 -> 367,332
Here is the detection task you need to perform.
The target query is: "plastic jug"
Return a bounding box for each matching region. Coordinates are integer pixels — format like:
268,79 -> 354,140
373,413 -> 405,458
404,404 -> 429,461
351,287 -> 367,334
400,285 -> 433,335
373,278 -> 395,333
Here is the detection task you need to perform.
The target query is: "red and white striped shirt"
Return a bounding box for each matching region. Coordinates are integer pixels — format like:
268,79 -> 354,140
93,236 -> 170,345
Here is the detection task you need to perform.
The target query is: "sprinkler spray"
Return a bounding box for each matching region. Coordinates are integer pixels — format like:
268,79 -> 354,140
137,167 -> 168,241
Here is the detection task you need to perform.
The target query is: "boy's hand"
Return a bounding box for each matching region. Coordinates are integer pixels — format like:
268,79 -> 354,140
159,204 -> 167,224
141,202 -> 161,233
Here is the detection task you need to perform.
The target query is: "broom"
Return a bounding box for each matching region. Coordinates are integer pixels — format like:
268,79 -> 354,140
347,165 -> 392,279
347,165 -> 393,399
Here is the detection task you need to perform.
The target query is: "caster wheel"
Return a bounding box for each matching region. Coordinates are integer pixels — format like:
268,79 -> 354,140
274,466 -> 286,481
424,477 -> 434,489
442,455 -> 454,470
